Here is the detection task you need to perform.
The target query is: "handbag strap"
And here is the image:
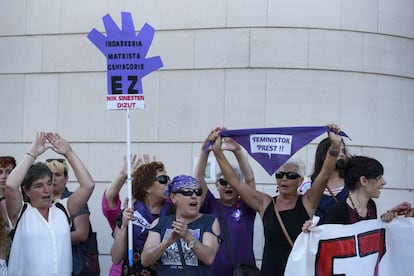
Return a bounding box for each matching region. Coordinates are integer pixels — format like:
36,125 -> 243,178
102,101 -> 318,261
173,213 -> 189,276
176,240 -> 189,276
326,186 -> 340,203
272,197 -> 294,247
216,201 -> 237,269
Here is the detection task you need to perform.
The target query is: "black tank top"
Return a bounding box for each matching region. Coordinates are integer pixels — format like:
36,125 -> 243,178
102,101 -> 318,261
261,196 -> 309,276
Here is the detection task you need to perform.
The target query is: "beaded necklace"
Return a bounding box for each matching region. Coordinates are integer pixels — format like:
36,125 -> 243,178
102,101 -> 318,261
348,194 -> 370,219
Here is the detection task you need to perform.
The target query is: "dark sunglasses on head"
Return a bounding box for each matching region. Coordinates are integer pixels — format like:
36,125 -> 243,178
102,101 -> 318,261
46,158 -> 66,163
275,171 -> 301,180
175,188 -> 203,197
155,175 -> 170,185
217,179 -> 228,186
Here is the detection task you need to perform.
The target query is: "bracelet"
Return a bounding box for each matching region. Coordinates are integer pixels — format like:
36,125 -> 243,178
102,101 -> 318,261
0,196 -> 5,202
26,152 -> 37,160
187,238 -> 197,249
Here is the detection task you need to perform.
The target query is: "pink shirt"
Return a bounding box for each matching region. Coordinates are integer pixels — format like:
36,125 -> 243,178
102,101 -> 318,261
102,191 -> 122,276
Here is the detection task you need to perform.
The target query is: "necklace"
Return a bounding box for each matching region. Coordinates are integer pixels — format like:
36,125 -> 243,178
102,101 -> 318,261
348,194 -> 370,218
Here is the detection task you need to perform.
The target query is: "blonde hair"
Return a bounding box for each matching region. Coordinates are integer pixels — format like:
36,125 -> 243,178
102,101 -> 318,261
46,159 -> 69,177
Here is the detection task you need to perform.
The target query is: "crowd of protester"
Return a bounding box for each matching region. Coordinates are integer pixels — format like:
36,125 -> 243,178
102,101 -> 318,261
0,124 -> 412,276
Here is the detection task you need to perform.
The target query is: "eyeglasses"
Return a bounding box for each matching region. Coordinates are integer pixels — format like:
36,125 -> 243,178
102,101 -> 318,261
217,179 -> 228,186
175,188 -> 203,197
155,175 -> 170,185
46,158 -> 66,163
275,171 -> 301,180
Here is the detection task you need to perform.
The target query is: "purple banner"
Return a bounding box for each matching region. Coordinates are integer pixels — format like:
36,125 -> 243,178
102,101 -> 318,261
219,126 -> 350,175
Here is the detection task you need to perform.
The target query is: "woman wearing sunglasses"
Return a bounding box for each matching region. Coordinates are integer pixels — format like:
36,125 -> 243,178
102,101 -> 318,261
141,175 -> 220,275
211,124 -> 343,276
195,128 -> 258,276
111,159 -> 174,276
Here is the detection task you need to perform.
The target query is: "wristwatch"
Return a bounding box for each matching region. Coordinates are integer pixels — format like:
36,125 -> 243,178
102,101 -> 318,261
328,149 -> 340,156
188,238 -> 196,249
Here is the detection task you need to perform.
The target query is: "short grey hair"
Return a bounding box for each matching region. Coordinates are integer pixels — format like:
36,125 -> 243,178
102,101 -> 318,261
282,158 -> 306,177
216,165 -> 243,181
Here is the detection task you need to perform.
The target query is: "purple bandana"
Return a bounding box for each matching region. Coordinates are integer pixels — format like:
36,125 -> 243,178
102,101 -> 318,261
163,175 -> 200,197
210,126 -> 350,176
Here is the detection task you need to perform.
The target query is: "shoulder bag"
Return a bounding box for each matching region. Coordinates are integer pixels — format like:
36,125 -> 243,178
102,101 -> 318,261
72,222 -> 100,276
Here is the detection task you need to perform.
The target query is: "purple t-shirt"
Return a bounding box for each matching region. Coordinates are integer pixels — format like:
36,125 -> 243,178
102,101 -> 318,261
200,190 -> 256,276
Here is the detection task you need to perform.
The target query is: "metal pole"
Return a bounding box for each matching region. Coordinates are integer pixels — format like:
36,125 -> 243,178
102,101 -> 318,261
126,108 -> 133,267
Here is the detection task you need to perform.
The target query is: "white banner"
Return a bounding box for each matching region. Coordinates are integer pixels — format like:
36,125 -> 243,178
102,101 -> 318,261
285,218 -> 414,276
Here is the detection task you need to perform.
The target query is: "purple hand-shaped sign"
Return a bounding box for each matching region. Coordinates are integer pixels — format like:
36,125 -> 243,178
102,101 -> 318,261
88,12 -> 163,110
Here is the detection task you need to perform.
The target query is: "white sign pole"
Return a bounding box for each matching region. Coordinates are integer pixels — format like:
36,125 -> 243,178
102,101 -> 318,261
126,108 -> 133,266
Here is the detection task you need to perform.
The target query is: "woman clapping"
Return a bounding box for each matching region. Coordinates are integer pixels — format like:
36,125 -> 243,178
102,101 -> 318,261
141,175 -> 220,275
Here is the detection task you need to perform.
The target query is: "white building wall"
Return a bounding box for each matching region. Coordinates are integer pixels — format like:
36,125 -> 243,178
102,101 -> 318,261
0,0 -> 413,274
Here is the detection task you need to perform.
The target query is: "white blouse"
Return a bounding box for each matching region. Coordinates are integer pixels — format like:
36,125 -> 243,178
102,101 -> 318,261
8,199 -> 72,276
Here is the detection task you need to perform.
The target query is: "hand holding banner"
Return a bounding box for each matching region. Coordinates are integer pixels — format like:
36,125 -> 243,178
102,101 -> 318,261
285,218 -> 414,276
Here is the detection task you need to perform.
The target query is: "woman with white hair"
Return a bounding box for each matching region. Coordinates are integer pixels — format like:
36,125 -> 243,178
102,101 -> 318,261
211,124 -> 343,276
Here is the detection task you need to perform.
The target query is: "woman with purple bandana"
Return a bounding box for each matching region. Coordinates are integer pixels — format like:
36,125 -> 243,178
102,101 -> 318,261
141,175 -> 221,275
196,127 -> 258,276
111,158 -> 173,276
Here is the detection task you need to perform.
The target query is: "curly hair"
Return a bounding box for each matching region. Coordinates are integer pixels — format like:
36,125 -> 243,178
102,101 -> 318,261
132,161 -> 165,201
336,155 -> 384,191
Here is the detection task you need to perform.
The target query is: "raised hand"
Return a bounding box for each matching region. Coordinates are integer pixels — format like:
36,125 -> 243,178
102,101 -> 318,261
28,132 -> 49,157
327,123 -> 342,147
46,133 -> 72,156
203,127 -> 223,152
222,137 -> 241,152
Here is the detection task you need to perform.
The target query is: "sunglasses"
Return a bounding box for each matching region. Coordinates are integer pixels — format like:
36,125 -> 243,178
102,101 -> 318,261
46,158 -> 66,163
275,171 -> 301,180
155,175 -> 170,185
217,179 -> 228,186
175,188 -> 203,197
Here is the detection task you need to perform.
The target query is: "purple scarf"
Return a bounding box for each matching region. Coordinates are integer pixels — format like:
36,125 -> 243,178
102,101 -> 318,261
132,199 -> 172,251
213,126 -> 350,175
